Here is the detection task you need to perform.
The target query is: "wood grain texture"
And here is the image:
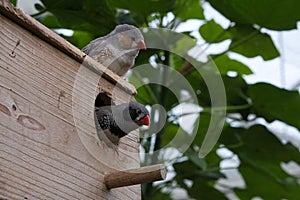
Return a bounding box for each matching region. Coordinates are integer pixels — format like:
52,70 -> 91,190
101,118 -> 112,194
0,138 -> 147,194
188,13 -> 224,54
0,5 -> 141,200
105,164 -> 167,189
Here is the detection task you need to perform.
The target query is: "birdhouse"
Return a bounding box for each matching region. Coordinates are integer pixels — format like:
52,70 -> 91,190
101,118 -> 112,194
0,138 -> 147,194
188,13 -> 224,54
0,1 -> 165,199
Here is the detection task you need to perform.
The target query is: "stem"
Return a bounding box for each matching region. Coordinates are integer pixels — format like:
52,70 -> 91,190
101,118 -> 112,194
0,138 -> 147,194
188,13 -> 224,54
241,155 -> 286,186
144,50 -> 170,198
153,51 -> 170,158
210,29 -> 260,61
180,26 -> 261,76
132,70 -> 159,104
30,9 -> 48,18
201,103 -> 252,113
194,22 -> 234,59
169,103 -> 252,121
226,141 -> 244,149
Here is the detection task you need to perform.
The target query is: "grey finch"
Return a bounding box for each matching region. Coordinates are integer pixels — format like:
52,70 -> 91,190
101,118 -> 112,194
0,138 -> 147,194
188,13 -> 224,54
82,24 -> 146,76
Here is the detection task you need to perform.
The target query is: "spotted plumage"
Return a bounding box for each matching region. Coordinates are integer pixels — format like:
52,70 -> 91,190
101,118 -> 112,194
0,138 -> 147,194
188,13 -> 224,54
98,114 -> 110,129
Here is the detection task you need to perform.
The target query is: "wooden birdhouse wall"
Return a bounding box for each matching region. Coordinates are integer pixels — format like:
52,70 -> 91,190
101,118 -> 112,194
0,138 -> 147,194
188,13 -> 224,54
0,1 -> 141,199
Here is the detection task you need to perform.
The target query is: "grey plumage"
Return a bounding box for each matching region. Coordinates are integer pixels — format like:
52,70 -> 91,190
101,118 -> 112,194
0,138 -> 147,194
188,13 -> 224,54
83,24 -> 146,76
95,102 -> 150,147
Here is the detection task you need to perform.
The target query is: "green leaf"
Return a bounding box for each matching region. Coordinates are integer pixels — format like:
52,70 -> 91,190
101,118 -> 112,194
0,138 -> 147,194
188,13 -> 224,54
159,123 -> 194,153
34,3 -> 45,11
236,162 -> 300,199
174,160 -> 225,181
41,0 -> 83,10
208,0 -> 300,30
189,179 -> 227,200
170,52 -> 185,71
172,35 -> 197,55
185,148 -> 207,170
186,69 -> 242,125
64,30 -> 94,49
41,15 -> 61,28
160,123 -> 180,146
248,83 -> 300,130
174,0 -> 204,20
142,189 -> 172,200
39,0 -> 116,36
174,160 -> 226,199
229,25 -> 280,60
199,19 -> 232,43
133,84 -> 157,105
135,48 -> 160,64
193,114 -> 211,145
9,0 -> 17,6
186,70 -> 212,107
49,10 -> 115,35
222,125 -> 300,199
222,125 -> 300,164
223,75 -> 249,108
108,0 -> 177,16
212,53 -> 253,75
116,13 -> 137,25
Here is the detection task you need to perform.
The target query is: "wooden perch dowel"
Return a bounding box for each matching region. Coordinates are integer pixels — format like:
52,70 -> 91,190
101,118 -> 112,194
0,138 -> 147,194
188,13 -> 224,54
104,164 -> 167,189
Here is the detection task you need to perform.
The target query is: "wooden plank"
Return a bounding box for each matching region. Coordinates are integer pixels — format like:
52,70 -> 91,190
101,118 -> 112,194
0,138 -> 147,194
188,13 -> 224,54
0,9 -> 141,200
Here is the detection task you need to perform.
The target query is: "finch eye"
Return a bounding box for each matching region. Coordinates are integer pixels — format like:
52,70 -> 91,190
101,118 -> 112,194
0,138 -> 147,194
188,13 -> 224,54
137,109 -> 142,115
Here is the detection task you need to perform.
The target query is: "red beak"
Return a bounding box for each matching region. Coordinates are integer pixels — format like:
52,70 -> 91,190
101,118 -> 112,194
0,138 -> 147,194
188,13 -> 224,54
139,115 -> 150,126
137,40 -> 147,50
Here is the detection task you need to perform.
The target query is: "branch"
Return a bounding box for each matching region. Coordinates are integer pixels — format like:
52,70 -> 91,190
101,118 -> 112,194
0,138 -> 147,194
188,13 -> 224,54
105,164 -> 167,189
30,9 -> 48,18
179,25 -> 260,76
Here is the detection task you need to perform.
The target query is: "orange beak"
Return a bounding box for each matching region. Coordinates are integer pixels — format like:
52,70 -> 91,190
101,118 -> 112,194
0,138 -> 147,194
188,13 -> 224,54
137,40 -> 147,50
139,115 -> 150,126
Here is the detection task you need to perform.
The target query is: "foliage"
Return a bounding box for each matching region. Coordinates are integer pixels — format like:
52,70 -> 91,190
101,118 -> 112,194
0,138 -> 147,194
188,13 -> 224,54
15,0 -> 300,199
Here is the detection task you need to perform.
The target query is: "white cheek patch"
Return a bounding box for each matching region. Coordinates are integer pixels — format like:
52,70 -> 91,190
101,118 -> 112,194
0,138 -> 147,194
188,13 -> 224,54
135,113 -> 144,121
